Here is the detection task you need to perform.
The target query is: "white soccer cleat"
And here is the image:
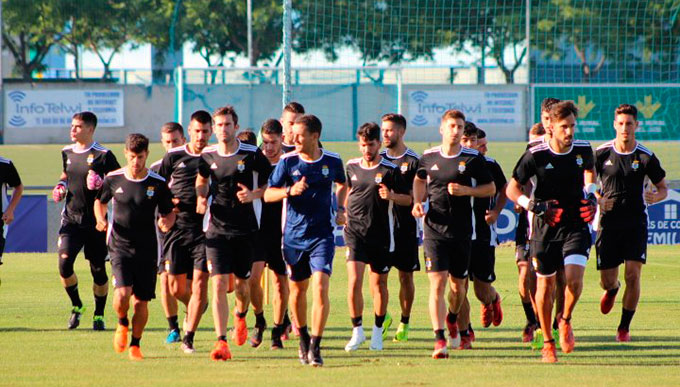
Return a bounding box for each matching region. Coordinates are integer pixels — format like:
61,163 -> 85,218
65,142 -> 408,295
369,326 -> 383,351
344,326 -> 366,352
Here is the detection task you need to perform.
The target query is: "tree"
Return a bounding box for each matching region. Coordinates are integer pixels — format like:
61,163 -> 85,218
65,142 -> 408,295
1,0 -> 68,80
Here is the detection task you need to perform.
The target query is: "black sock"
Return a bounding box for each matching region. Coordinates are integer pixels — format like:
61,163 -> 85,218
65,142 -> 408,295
375,314 -> 385,328
544,338 -> 555,344
167,315 -> 179,331
218,335 -> 227,342
400,315 -> 410,325
185,331 -> 195,342
522,302 -> 538,325
618,308 -> 636,331
130,336 -> 141,347
434,329 -> 446,341
446,311 -> 457,325
94,294 -> 107,316
272,324 -> 283,339
310,335 -> 322,351
237,309 -> 248,319
299,326 -> 310,343
552,317 -> 559,330
607,286 -> 619,296
351,316 -> 363,328
283,311 -> 291,326
460,329 -> 470,337
118,317 -> 129,327
65,284 -> 83,308
255,312 -> 266,328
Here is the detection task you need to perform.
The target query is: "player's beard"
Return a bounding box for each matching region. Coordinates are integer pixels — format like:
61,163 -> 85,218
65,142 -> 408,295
363,151 -> 377,162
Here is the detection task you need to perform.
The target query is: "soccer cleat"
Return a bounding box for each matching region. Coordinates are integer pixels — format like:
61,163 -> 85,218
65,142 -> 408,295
128,345 -> 143,361
370,326 -> 383,351
522,323 -> 537,343
232,315 -> 248,346
298,337 -> 310,365
481,303 -> 493,328
616,328 -> 631,342
68,306 -> 85,329
381,313 -> 393,340
469,325 -> 476,342
181,337 -> 196,354
600,287 -> 619,315
559,319 -> 575,353
165,329 -> 181,344
541,341 -> 558,363
531,328 -> 543,350
210,340 -> 232,361
458,335 -> 472,350
492,296 -> 503,326
308,345 -> 323,367
446,321 -> 460,349
249,325 -> 265,348
92,315 -> 106,331
344,326 -> 366,352
393,323 -> 410,342
113,324 -> 128,353
432,339 -> 449,359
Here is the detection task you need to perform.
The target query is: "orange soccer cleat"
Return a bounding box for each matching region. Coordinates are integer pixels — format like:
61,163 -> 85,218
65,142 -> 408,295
232,314 -> 248,346
113,324 -> 129,353
481,303 -> 493,328
541,341 -> 558,363
600,287 -> 619,315
616,329 -> 631,343
128,345 -> 143,361
492,296 -> 503,326
210,340 -> 232,361
559,319 -> 575,353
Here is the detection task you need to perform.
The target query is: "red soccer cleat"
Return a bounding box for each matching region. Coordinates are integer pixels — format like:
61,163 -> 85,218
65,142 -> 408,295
432,339 -> 449,359
600,287 -> 619,315
446,320 -> 460,349
559,319 -> 575,353
232,314 -> 248,346
210,340 -> 232,361
458,335 -> 472,350
128,345 -> 143,361
616,329 -> 631,342
468,325 -> 476,342
522,323 -> 537,343
113,324 -> 128,353
541,341 -> 558,363
480,303 -> 493,328
492,296 -> 503,326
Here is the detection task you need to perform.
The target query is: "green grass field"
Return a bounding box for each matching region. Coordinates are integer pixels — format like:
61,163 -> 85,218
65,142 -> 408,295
1,247 -> 679,386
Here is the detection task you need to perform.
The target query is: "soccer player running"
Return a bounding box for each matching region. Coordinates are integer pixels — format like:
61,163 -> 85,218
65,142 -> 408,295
94,134 -> 175,360
265,114 -> 348,367
53,112 -> 120,330
250,119 -> 294,349
158,110 -> 212,354
412,109 -> 495,359
380,113 -> 421,343
150,122 -> 188,344
280,102 -> 306,153
343,123 -> 410,352
595,104 -> 667,342
507,101 -> 597,363
196,106 -> 271,360
0,155 -> 24,267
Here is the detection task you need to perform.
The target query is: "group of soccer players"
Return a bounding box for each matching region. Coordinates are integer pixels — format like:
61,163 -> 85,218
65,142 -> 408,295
0,94 -> 667,365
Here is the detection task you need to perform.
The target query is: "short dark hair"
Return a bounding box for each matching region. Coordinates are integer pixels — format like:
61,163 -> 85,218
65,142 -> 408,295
530,122 -> 546,136
615,104 -> 638,120
549,101 -> 579,122
237,130 -> 257,146
190,110 -> 212,125
357,122 -> 381,142
381,113 -> 407,130
125,133 -> 149,153
72,111 -> 97,129
463,121 -> 479,137
477,128 -> 486,139
295,114 -> 322,135
442,109 -> 466,122
261,119 -> 283,136
283,102 -> 305,114
213,105 -> 239,125
541,98 -> 561,113
161,122 -> 184,137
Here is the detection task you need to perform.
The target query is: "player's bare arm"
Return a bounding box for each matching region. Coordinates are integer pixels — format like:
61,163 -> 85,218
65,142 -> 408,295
411,176 -> 426,218
93,199 -> 108,232
335,181 -> 348,225
448,181 -> 495,197
236,183 -> 265,204
195,173 -> 209,214
379,184 -> 412,206
645,178 -> 668,204
2,183 -> 24,225
157,211 -> 176,233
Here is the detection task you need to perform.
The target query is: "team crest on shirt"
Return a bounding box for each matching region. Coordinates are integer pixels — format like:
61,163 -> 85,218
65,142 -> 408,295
576,154 -> 583,167
146,186 -> 155,198
165,260 -> 171,272
374,173 -> 383,184
457,161 -> 466,173
86,154 -> 94,165
237,160 -> 245,172
401,162 -> 408,173
207,262 -> 213,274
425,257 -> 432,270
321,165 -> 329,177
632,160 -> 640,171
532,257 -> 539,271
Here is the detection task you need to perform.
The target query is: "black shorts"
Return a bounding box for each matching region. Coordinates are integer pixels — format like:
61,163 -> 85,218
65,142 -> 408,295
469,240 -> 496,283
423,238 -> 471,279
391,234 -> 420,272
515,209 -> 529,247
530,229 -> 592,276
110,247 -> 158,302
58,223 -> 108,265
595,226 -> 647,270
205,232 -> 253,279
0,223 -> 6,258
162,227 -> 207,275
344,233 -> 391,274
251,231 -> 287,276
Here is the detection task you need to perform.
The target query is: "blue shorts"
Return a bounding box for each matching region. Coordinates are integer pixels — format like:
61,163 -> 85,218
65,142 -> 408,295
282,237 -> 334,281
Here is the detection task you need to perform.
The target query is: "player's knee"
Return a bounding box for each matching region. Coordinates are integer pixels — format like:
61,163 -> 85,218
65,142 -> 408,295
90,262 -> 108,286
624,270 -> 640,286
58,253 -> 75,278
